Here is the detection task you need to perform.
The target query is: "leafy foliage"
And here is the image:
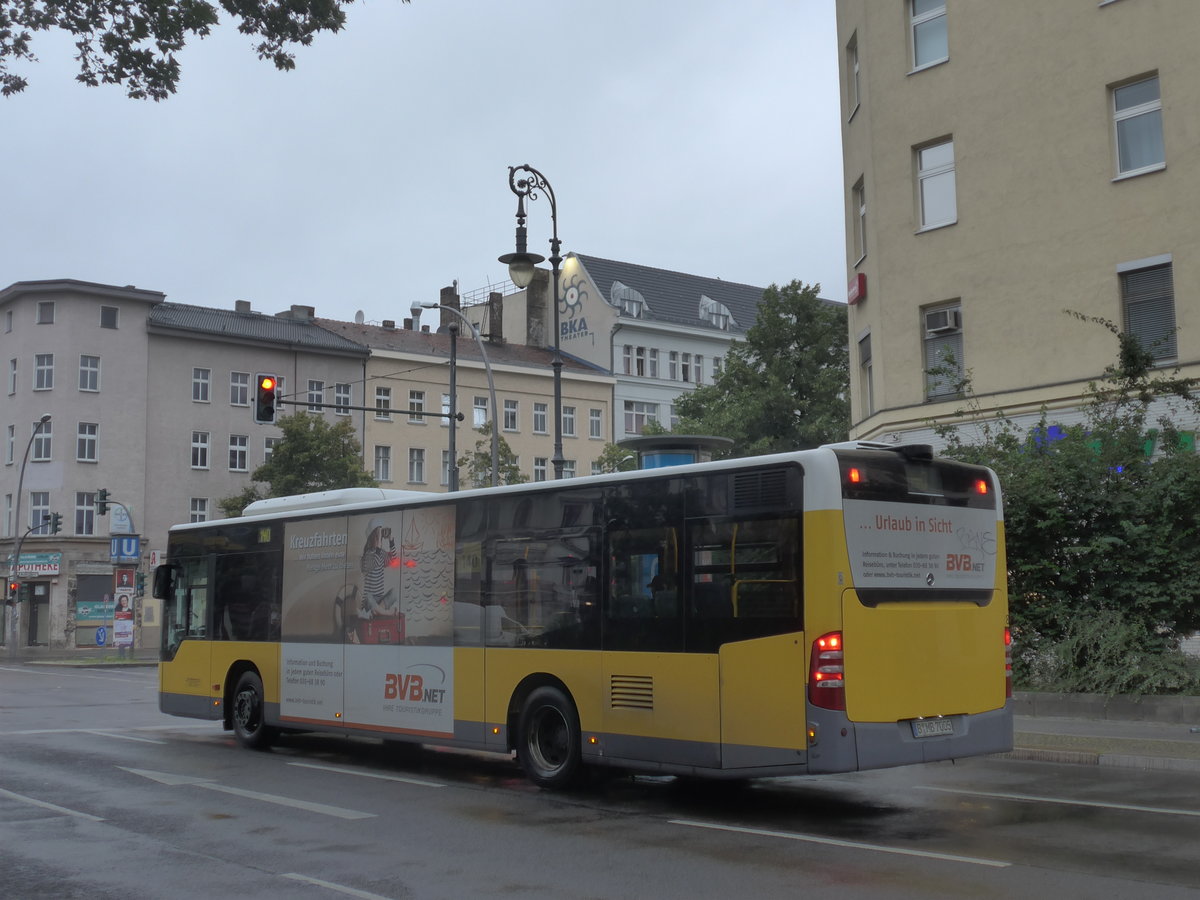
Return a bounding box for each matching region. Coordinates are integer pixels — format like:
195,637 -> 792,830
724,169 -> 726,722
934,314 -> 1200,693
0,0 -> 408,98
218,413 -> 375,515
457,421 -> 526,489
593,442 -> 639,474
674,281 -> 849,456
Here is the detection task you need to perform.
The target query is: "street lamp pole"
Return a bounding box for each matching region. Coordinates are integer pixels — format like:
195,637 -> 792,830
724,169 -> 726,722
7,413 -> 50,657
499,164 -> 565,480
417,303 -> 499,488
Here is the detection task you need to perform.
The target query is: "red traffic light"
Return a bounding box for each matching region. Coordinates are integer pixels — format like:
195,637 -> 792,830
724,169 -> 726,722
254,374 -> 279,424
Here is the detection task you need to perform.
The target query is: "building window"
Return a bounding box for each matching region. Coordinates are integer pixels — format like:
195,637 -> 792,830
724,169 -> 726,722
473,396 -> 488,428
34,353 -> 53,390
190,498 -> 208,523
441,450 -> 452,486
533,457 -> 547,482
910,0 -> 947,70
635,347 -> 646,376
5,424 -> 13,464
858,333 -> 874,418
265,436 -> 279,462
75,492 -> 96,536
622,345 -> 633,375
852,177 -> 867,263
307,380 -> 324,412
668,351 -> 679,381
561,460 -> 577,479
409,390 -> 426,423
334,383 -> 352,415
589,408 -> 603,439
375,387 -> 392,420
32,421 -> 51,461
100,306 -> 119,329
375,445 -> 391,482
503,399 -> 519,431
681,353 -> 693,383
408,448 -> 425,483
77,423 -> 98,462
1120,259 -> 1175,361
8,358 -> 16,394
624,400 -> 659,435
191,431 -> 210,469
923,304 -> 964,400
230,372 -> 250,406
1113,75 -> 1164,177
917,139 -> 956,230
36,301 -> 54,324
562,405 -> 576,437
441,393 -> 451,427
228,434 -> 249,471
591,461 -> 603,476
29,492 -> 50,535
846,31 -> 861,117
648,349 -> 659,378
78,355 -> 100,391
533,402 -> 548,434
192,368 -> 210,402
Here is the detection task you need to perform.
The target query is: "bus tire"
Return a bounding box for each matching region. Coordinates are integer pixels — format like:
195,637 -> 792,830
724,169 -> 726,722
517,686 -> 583,789
231,670 -> 275,750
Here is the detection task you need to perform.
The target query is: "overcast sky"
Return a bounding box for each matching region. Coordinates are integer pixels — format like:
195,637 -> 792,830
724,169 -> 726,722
4,0 -> 845,325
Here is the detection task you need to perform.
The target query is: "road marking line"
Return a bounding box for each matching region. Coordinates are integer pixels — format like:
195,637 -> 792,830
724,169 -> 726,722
0,665 -> 148,682
919,786 -> 1200,818
7,724 -> 216,736
281,873 -> 396,899
197,783 -> 375,819
84,729 -> 167,745
288,761 -> 445,789
0,787 -> 104,822
670,819 -> 1010,868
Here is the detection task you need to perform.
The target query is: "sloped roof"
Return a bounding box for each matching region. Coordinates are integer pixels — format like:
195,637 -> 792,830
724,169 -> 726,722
572,253 -> 768,333
149,303 -> 368,357
315,318 -> 608,375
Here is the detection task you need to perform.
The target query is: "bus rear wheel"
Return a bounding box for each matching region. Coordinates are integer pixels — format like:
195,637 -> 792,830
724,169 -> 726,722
517,686 -> 583,789
231,670 -> 275,750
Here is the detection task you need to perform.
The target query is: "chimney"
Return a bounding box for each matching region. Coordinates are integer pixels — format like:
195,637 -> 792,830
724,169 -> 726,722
290,304 -> 314,321
235,300 -> 252,313
439,285 -> 460,331
488,292 -> 504,344
403,317 -> 413,330
526,268 -> 551,348
382,319 -> 396,330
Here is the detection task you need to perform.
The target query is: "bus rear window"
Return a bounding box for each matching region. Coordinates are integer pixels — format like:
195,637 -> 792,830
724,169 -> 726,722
838,449 -> 994,509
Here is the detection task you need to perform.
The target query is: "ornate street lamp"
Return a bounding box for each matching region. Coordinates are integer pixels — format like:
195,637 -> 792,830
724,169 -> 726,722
499,164 -> 565,480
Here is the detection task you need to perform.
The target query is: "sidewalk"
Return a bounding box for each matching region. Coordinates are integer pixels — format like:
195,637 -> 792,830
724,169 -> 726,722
1009,691 -> 1200,772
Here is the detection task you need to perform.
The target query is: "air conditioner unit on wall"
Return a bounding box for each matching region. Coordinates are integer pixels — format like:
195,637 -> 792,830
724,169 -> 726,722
924,308 -> 961,334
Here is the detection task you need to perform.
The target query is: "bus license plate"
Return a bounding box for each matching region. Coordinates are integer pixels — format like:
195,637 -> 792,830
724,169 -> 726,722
911,718 -> 954,739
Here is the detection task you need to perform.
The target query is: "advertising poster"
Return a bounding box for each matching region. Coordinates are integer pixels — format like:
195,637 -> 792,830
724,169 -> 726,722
113,568 -> 136,648
842,500 -> 997,591
279,506 -> 456,737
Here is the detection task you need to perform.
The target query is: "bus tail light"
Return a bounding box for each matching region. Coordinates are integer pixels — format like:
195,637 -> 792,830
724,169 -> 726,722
1004,627 -> 1013,698
809,632 -> 845,710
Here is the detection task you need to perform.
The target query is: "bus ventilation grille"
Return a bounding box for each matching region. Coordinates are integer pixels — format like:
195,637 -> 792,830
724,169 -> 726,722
733,469 -> 787,510
610,674 -> 654,710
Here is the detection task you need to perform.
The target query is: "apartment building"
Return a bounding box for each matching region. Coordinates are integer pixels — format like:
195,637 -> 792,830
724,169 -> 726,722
837,1 -> 1200,445
465,253 -> 768,442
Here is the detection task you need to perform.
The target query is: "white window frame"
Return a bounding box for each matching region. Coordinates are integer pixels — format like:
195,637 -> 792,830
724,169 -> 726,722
77,422 -> 98,462
1113,74 -> 1165,179
533,402 -> 548,434
910,0 -> 948,72
852,177 -> 867,264
34,353 -> 53,390
32,421 -> 51,461
228,434 -> 249,471
307,380 -> 324,412
408,447 -> 425,484
334,383 -> 352,415
189,498 -> 208,523
374,445 -> 392,482
408,390 -> 426,424
589,408 -> 603,440
78,355 -> 100,392
375,387 -> 392,420
503,399 -> 518,432
846,31 -> 861,119
473,396 -> 488,429
562,405 -> 576,437
75,491 -> 97,536
29,492 -> 50,535
1119,255 -> 1176,362
917,139 -> 957,231
230,372 -> 250,406
191,431 -> 210,470
192,368 -> 210,403
533,457 -> 548,482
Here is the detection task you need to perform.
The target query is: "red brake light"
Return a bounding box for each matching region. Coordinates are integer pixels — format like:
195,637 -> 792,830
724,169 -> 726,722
847,467 -> 863,485
809,631 -> 846,710
975,478 -> 989,495
1004,627 -> 1013,698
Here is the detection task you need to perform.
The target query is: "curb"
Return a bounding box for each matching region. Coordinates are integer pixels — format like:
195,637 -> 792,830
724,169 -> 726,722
1003,748 -> 1200,773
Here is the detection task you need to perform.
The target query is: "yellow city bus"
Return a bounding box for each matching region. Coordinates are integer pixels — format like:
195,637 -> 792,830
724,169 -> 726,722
154,442 -> 1012,788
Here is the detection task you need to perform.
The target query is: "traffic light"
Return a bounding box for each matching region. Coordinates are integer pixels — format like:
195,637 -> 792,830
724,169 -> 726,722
6,581 -> 18,606
255,374 -> 278,424
50,512 -> 63,534
96,488 -> 109,516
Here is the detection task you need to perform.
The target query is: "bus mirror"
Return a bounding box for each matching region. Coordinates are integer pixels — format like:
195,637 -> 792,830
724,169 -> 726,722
152,564 -> 176,600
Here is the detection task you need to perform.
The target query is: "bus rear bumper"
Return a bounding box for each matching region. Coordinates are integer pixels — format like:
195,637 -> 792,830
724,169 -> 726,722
808,702 -> 1014,774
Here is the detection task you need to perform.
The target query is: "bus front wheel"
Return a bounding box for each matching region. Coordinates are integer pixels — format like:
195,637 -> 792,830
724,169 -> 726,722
231,670 -> 275,750
517,686 -> 583,789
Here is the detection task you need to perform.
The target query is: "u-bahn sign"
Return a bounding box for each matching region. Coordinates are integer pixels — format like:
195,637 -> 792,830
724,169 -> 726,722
110,535 -> 140,564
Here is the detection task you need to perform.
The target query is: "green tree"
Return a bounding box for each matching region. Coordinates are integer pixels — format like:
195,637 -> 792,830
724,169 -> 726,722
593,442 -> 639,474
457,422 -> 526,488
934,315 -> 1200,694
674,280 -> 849,456
0,0 -> 409,99
218,413 -> 376,515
